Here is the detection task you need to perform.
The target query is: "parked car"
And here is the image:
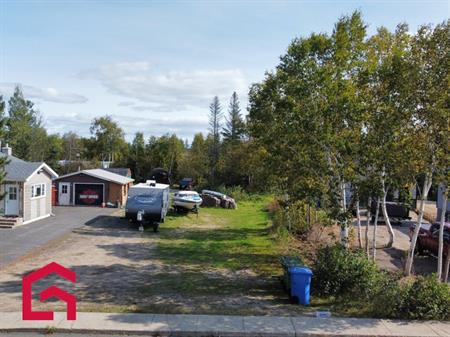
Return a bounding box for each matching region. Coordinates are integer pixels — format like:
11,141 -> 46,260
179,177 -> 194,190
409,221 -> 450,256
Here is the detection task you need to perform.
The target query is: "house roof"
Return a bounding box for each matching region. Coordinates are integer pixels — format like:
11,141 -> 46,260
102,167 -> 131,178
0,153 -> 59,182
55,168 -> 134,185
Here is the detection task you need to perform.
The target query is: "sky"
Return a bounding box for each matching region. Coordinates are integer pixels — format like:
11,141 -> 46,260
0,0 -> 449,142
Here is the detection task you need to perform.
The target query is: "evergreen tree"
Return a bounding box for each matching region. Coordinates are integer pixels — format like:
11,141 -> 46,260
129,132 -> 146,181
222,92 -> 245,143
208,96 -> 223,186
6,86 -> 46,160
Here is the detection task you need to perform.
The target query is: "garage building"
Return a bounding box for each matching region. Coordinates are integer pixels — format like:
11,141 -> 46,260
54,169 -> 134,207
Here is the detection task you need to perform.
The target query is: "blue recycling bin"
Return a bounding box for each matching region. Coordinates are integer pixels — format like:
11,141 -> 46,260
289,266 -> 313,305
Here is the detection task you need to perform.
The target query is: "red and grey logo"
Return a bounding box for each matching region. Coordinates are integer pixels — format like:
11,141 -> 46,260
79,189 -> 99,204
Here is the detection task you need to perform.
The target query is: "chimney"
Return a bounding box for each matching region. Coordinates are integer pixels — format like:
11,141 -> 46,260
1,143 -> 12,156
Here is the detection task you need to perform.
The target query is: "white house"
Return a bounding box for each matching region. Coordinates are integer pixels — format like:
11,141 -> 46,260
0,144 -> 58,227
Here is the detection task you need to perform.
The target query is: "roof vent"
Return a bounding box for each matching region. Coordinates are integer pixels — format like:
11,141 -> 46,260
146,180 -> 156,187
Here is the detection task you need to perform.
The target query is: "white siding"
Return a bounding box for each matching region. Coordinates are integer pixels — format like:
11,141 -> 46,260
23,171 -> 52,223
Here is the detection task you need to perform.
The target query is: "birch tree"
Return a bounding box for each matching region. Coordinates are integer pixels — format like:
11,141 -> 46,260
364,25 -> 414,248
405,20 -> 450,276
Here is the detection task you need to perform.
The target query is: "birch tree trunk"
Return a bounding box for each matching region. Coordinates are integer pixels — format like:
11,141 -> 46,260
437,185 -> 447,281
443,246 -> 450,283
340,181 -> 349,247
356,197 -> 362,249
365,197 -> 372,257
381,178 -> 395,248
405,174 -> 432,276
372,198 -> 380,262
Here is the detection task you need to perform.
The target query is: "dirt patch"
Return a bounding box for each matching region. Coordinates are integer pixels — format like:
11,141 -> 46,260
355,210 -> 439,276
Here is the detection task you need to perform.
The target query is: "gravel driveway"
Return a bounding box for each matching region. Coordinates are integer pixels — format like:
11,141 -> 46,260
0,207 -> 117,269
0,212 -> 156,312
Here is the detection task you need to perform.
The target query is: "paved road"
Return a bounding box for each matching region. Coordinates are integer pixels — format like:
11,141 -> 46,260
0,207 -> 117,269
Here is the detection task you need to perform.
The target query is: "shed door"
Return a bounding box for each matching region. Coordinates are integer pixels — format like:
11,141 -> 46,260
75,184 -> 104,206
58,182 -> 71,205
5,184 -> 19,215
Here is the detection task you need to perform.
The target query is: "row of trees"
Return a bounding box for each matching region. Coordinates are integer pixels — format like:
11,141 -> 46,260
248,12 -> 449,279
0,86 -> 267,191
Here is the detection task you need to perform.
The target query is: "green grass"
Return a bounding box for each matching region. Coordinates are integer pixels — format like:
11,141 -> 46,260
134,197 -> 303,314
153,197 -> 280,275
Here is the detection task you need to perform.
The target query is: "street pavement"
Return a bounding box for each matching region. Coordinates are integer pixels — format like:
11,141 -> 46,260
0,206 -> 117,269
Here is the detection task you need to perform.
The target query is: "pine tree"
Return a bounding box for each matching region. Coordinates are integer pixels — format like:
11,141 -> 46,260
222,92 -> 245,143
6,86 -> 46,160
208,96 -> 223,186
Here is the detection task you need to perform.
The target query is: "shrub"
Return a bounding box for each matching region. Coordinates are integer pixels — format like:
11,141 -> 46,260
370,273 -> 450,320
397,275 -> 450,320
370,273 -> 406,318
312,245 -> 380,299
217,185 -> 250,202
265,199 -> 281,215
272,200 -> 313,236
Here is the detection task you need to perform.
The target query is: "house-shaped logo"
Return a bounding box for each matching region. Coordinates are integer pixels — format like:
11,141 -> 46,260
22,262 -> 76,320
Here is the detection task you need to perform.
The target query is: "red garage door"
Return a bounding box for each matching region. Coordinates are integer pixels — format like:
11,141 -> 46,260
74,184 -> 104,206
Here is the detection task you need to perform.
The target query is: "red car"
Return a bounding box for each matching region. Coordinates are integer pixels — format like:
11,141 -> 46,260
409,222 -> 450,256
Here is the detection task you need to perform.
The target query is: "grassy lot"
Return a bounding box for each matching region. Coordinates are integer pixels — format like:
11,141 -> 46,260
135,196 -> 308,315
156,197 -> 279,274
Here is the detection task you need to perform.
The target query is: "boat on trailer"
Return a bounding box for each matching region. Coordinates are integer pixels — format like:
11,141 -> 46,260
173,191 -> 202,211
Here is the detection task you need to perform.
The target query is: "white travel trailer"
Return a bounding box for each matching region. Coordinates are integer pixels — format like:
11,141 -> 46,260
125,180 -> 170,231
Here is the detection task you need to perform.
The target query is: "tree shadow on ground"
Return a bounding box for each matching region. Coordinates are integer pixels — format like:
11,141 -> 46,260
0,262 -> 297,315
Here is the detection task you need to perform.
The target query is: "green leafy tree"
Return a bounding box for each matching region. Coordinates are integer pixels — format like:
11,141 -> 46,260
405,20 -> 450,277
146,134 -> 185,181
62,132 -> 83,161
249,12 -> 369,244
179,133 -> 209,188
89,115 -> 126,163
43,134 -> 63,169
363,24 -> 415,249
0,95 -> 7,199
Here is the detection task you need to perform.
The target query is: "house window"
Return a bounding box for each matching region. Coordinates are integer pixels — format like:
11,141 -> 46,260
32,183 -> 46,198
8,187 -> 17,200
62,185 -> 68,194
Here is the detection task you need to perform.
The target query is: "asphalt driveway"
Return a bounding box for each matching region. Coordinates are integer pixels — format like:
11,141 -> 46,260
0,206 -> 117,269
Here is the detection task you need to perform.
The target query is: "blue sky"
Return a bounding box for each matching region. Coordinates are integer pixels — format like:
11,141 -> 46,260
0,0 -> 449,141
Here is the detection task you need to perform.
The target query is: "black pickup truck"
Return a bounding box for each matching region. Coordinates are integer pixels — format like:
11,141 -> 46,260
371,201 -> 411,224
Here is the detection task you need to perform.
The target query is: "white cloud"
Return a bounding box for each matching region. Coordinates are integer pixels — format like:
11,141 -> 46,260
45,112 -> 207,141
117,101 -> 135,107
79,62 -> 248,110
0,83 -> 88,104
